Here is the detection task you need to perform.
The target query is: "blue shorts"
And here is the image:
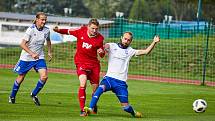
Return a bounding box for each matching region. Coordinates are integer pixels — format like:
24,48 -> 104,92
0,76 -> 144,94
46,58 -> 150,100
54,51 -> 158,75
13,59 -> 47,75
100,76 -> 128,103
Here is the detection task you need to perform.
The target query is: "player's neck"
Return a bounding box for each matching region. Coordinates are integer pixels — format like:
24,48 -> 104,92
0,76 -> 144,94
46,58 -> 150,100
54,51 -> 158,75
118,43 -> 128,49
87,31 -> 97,38
35,24 -> 43,31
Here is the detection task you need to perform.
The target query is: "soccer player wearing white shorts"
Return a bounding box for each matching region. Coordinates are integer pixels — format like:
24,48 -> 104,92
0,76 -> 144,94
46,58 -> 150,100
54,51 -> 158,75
85,32 -> 160,118
9,12 -> 52,106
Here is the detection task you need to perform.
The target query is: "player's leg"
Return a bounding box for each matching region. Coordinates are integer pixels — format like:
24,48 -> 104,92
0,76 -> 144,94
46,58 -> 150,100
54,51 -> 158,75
114,81 -> 142,118
78,74 -> 87,116
76,64 -> 90,116
91,83 -> 99,114
121,103 -> 142,118
9,60 -> 31,104
9,74 -> 26,103
31,68 -> 48,96
31,59 -> 48,106
85,77 -> 111,115
89,65 -> 100,113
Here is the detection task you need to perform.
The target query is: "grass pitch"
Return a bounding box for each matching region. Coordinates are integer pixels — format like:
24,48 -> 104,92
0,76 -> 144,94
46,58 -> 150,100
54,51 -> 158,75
0,69 -> 215,121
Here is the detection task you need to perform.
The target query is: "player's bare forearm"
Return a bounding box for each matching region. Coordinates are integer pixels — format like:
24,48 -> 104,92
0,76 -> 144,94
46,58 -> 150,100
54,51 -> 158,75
53,26 -> 69,35
47,40 -> 52,53
20,39 -> 38,59
104,43 -> 110,53
136,35 -> 160,56
47,40 -> 52,61
97,48 -> 105,58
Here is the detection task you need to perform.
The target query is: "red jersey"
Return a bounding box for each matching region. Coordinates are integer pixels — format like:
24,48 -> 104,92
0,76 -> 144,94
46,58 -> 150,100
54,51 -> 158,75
68,26 -> 104,65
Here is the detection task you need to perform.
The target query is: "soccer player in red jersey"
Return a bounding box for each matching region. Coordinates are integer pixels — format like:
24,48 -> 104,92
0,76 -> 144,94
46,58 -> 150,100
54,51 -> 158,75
53,18 -> 105,116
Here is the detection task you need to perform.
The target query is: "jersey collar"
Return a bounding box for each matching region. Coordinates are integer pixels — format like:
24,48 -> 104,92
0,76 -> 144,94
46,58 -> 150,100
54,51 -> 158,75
34,24 -> 44,31
117,43 -> 128,49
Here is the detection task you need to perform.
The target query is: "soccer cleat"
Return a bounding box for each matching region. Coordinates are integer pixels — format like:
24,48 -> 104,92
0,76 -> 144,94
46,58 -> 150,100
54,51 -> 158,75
30,93 -> 40,106
134,111 -> 143,118
9,96 -> 15,104
93,105 -> 98,114
84,107 -> 94,115
80,110 -> 88,117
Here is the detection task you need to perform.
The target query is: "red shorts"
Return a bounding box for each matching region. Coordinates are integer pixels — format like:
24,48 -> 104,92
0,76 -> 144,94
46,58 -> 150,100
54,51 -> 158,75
76,63 -> 100,84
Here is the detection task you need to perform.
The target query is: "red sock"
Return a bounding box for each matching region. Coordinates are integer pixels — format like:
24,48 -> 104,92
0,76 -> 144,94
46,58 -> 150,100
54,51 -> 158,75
78,87 -> 86,111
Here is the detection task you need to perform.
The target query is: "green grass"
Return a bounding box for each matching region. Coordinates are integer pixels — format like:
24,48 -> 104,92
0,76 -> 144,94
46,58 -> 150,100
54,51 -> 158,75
0,69 -> 215,121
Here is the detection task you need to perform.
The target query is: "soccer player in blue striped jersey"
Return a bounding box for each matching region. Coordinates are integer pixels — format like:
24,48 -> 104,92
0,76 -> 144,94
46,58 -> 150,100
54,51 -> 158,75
9,12 -> 52,106
85,32 -> 160,118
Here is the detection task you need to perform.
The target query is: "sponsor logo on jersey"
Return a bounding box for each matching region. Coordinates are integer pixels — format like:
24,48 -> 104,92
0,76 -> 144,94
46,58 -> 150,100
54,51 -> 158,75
82,42 -> 92,49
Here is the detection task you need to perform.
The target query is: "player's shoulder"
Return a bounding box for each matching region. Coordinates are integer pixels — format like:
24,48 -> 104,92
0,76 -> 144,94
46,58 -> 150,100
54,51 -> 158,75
43,25 -> 49,30
43,26 -> 50,32
27,24 -> 49,31
97,33 -> 104,40
25,24 -> 35,33
107,43 -> 117,49
80,26 -> 87,30
27,24 -> 35,31
29,24 -> 36,29
72,26 -> 86,33
107,42 -> 116,46
127,46 -> 134,50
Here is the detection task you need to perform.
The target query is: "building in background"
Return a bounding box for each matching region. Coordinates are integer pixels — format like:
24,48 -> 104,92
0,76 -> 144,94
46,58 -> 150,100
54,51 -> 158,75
0,12 -> 113,46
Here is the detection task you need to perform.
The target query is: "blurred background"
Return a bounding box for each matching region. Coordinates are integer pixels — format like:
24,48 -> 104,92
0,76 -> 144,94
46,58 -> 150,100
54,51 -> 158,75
0,0 -> 214,22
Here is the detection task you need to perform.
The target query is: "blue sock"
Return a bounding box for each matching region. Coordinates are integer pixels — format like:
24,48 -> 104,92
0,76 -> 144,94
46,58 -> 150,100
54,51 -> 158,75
123,105 -> 135,116
10,80 -> 20,98
89,86 -> 104,109
32,79 -> 45,96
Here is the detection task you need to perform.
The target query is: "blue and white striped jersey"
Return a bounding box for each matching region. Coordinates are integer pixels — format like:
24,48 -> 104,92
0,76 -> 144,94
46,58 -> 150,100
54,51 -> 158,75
19,24 -> 50,61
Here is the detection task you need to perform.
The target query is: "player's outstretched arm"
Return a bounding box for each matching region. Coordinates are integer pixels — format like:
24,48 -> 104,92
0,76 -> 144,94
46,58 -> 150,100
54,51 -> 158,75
53,26 -> 69,35
135,35 -> 160,56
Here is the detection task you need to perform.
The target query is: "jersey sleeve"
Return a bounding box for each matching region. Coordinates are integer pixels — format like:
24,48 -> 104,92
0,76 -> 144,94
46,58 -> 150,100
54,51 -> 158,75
131,48 -> 138,57
22,27 -> 32,41
46,30 -> 51,41
131,48 -> 137,57
99,36 -> 104,49
68,26 -> 82,37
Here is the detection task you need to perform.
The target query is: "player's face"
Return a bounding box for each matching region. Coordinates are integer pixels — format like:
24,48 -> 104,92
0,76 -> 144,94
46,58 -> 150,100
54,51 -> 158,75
87,24 -> 99,37
121,33 -> 132,47
36,15 -> 47,28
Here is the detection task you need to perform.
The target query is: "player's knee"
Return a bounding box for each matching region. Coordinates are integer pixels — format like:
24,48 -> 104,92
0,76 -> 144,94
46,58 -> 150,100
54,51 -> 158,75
40,75 -> 48,81
118,96 -> 128,103
80,83 -> 87,88
99,85 -> 106,91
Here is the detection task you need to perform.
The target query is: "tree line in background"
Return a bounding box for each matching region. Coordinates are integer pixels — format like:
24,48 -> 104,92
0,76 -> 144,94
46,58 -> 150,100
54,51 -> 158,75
0,0 -> 214,23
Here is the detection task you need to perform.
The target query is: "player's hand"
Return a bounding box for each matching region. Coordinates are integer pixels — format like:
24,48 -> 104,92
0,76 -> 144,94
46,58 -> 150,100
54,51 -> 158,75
104,43 -> 110,52
48,52 -> 52,62
97,48 -> 104,54
53,26 -> 59,32
153,35 -> 160,43
31,53 -> 39,60
97,48 -> 105,58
